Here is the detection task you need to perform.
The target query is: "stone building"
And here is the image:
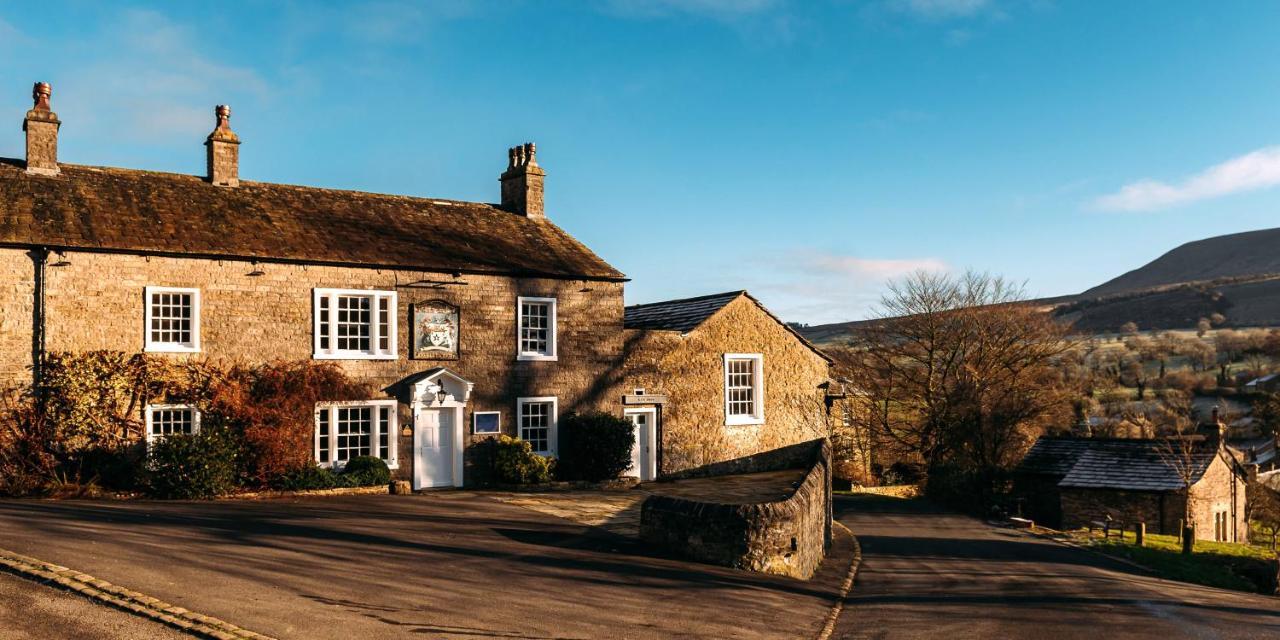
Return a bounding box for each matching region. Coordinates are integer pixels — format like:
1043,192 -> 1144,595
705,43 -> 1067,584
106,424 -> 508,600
620,291 -> 835,478
1,83 -> 628,489
0,82 -> 836,489
1015,433 -> 1249,543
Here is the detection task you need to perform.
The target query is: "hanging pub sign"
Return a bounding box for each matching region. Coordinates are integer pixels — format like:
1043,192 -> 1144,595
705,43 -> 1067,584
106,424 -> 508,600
412,300 -> 459,359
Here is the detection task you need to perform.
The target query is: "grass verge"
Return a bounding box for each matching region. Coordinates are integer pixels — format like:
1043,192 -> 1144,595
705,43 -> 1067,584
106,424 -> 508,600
1067,529 -> 1276,594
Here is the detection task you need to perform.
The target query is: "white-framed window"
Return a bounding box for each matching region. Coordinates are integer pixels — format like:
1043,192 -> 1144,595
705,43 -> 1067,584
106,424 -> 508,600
145,404 -> 200,445
516,296 -> 557,361
314,400 -> 399,469
517,397 -> 558,456
144,286 -> 201,353
724,353 -> 764,426
473,411 -> 501,435
313,289 -> 397,360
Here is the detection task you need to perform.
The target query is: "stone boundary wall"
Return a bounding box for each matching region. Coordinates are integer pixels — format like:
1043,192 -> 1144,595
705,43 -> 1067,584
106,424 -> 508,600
660,438 -> 825,481
639,439 -> 831,580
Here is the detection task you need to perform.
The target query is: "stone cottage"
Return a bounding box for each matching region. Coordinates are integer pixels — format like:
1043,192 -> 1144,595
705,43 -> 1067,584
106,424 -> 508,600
1015,432 -> 1248,543
621,291 -> 836,477
0,82 -> 836,489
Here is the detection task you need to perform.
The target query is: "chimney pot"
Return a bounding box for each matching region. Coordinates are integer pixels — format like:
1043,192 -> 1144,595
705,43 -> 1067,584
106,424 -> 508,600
32,82 -> 51,111
500,141 -> 546,218
205,104 -> 240,187
23,81 -> 61,176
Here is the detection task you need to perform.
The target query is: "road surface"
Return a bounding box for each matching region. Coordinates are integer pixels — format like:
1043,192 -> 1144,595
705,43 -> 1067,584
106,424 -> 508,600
832,495 -> 1280,640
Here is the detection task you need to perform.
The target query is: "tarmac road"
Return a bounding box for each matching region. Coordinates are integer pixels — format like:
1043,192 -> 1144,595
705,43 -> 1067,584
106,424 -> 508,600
832,495 -> 1280,640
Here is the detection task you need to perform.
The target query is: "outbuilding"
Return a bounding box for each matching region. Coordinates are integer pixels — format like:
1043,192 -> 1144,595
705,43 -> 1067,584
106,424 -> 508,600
620,291 -> 836,477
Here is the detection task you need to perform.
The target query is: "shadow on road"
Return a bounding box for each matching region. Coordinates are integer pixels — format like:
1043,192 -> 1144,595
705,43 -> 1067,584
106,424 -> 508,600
833,494 -> 1280,635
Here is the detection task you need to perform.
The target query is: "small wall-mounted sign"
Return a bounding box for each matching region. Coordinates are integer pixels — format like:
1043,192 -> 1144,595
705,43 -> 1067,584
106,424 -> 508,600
623,394 -> 668,405
412,300 -> 459,359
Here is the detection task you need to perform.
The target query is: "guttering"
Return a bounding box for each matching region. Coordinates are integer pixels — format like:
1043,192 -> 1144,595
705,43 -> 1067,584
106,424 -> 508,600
27,247 -> 47,395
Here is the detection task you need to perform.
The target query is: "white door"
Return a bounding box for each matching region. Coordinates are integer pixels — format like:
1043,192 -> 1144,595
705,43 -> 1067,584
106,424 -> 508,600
625,409 -> 656,482
415,408 -> 454,488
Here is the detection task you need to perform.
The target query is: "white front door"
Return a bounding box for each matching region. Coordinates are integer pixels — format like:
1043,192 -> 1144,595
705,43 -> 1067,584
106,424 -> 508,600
415,407 -> 454,488
625,409 -> 657,482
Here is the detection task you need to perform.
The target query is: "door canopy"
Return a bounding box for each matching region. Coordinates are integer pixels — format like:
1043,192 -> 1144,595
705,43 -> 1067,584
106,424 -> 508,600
409,368 -> 474,405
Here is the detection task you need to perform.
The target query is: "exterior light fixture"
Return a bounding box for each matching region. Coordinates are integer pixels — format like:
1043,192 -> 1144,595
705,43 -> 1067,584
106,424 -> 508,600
435,384 -> 449,405
50,251 -> 71,267
247,261 -> 265,277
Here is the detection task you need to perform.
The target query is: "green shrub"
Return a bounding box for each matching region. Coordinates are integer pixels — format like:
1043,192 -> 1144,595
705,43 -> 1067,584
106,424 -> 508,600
271,464 -> 343,491
556,412 -> 635,482
342,456 -> 391,486
144,429 -> 240,499
493,435 -> 554,484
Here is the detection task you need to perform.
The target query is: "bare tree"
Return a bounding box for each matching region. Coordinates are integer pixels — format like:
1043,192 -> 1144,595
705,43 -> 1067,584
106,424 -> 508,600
845,271 -> 1075,505
1151,397 -> 1207,550
1249,480 -> 1280,551
1196,317 -> 1212,338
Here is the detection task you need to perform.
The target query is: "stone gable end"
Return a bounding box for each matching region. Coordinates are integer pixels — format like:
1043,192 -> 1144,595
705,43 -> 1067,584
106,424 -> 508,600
622,294 -> 831,474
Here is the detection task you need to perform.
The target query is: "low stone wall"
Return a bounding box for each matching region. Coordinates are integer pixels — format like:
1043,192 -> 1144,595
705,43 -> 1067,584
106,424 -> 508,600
661,438 -> 825,481
848,484 -> 921,499
640,439 -> 831,580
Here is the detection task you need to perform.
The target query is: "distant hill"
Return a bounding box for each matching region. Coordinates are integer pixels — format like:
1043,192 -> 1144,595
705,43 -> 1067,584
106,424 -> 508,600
800,226 -> 1280,345
1085,227 -> 1280,297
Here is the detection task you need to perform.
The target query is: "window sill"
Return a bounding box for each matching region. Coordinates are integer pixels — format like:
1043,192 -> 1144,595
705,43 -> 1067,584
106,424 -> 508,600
517,354 -> 558,362
320,461 -> 400,471
725,418 -> 764,427
313,352 -> 398,361
145,345 -> 201,354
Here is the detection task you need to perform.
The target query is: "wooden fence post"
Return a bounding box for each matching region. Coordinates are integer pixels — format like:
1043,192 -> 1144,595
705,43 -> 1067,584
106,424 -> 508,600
1135,522 -> 1145,547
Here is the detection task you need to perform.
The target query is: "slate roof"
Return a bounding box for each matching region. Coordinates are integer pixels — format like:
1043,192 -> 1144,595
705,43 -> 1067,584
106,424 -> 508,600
1019,436 -> 1218,492
623,290 -> 833,363
1016,438 -> 1094,476
0,159 -> 625,281
623,291 -> 744,332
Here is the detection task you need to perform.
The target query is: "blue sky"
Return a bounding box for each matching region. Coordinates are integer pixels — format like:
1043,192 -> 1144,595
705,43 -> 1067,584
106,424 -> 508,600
2,1 -> 1279,324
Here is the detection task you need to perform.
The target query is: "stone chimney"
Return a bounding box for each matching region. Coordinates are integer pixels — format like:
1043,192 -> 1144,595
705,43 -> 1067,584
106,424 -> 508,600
500,142 -> 545,218
23,82 -> 61,176
205,105 -> 240,187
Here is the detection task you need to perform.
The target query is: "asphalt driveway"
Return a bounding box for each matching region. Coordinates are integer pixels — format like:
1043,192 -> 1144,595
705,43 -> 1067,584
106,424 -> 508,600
832,495 -> 1280,640
0,493 -> 845,639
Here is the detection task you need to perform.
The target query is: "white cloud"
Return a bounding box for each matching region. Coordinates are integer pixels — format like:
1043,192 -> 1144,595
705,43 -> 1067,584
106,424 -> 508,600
1092,146 -> 1280,212
0,17 -> 25,45
887,0 -> 992,19
727,250 -> 951,325
801,254 -> 950,280
53,9 -> 270,145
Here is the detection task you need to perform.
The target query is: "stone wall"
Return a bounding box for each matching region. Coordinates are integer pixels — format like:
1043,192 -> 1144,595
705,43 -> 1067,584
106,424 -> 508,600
1060,487 -> 1180,535
1190,451 -> 1249,543
622,295 -> 831,475
0,248 -> 625,484
1057,450 -> 1248,542
639,439 -> 832,580
0,250 -> 35,385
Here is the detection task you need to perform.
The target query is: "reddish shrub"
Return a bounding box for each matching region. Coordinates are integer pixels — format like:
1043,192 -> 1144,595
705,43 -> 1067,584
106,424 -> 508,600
204,361 -> 371,485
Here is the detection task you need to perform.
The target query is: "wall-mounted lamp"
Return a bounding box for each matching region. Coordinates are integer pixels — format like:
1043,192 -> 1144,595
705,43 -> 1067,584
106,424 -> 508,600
49,251 -> 71,267
435,384 -> 449,405
247,261 -> 265,277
